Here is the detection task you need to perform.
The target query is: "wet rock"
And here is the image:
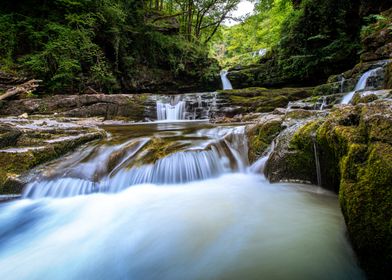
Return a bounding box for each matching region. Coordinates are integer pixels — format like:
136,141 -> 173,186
351,90 -> 392,105
264,118 -> 322,185
0,94 -> 149,121
0,124 -> 21,148
246,114 -> 284,163
217,87 -> 313,114
0,117 -> 105,194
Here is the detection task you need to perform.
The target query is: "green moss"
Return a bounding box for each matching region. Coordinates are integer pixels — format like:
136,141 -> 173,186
218,87 -> 313,114
247,119 -> 283,163
339,143 -> 392,278
352,93 -> 378,105
385,62 -> 392,89
313,82 -> 341,96
0,131 -> 104,194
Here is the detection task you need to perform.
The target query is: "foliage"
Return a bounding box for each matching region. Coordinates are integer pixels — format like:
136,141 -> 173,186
0,0 -> 225,93
211,0 -> 292,67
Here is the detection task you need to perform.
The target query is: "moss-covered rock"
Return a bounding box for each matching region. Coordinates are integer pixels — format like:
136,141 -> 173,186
217,87 -> 313,114
0,118 -> 105,194
385,62 -> 392,89
265,118 -> 323,185
246,115 -> 284,163
263,101 -> 392,278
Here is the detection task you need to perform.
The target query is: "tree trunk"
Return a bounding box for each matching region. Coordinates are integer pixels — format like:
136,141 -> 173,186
0,79 -> 42,101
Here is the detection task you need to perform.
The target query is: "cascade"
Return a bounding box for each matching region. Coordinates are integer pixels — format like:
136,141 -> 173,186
156,96 -> 186,121
249,141 -> 275,174
154,92 -> 219,121
340,67 -> 383,104
22,125 -> 247,199
220,70 -> 233,90
319,96 -> 327,110
0,121 -> 365,279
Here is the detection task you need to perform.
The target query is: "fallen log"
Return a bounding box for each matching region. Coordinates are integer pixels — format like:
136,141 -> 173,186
0,79 -> 42,101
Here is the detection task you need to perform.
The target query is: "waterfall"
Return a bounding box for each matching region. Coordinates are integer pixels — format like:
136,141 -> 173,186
156,99 -> 186,121
22,125 -> 248,199
220,70 -> 233,90
312,137 -> 322,186
249,141 -> 275,174
319,96 -> 327,110
340,67 -> 382,104
1,122 -> 365,279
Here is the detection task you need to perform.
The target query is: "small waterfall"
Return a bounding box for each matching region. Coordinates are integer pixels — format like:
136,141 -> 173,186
22,125 -> 248,199
341,67 -> 383,104
252,48 -> 267,57
220,70 -> 233,90
156,96 -> 186,121
319,96 -> 327,110
154,92 -> 218,121
249,141 -> 275,174
340,77 -> 345,93
312,137 -> 322,186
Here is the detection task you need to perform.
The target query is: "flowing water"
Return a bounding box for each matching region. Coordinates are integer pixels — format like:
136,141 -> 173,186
220,70 -> 233,90
340,67 -> 383,104
0,122 -> 364,280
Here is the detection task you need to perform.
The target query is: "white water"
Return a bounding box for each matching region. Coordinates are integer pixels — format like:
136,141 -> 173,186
220,70 -> 233,90
23,125 -> 247,198
0,123 -> 365,279
341,67 -> 382,104
0,174 -> 364,280
156,101 -> 186,121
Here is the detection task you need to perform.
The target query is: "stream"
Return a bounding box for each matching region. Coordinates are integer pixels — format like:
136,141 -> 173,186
0,121 -> 365,279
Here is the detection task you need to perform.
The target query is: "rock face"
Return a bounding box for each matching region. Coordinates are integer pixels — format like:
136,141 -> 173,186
360,8 -> 392,62
217,87 -> 313,116
0,117 -> 105,194
262,101 -> 392,278
0,94 -> 149,120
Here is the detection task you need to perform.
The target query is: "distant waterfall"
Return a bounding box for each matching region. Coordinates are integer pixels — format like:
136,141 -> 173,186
220,70 -> 233,90
156,96 -> 186,121
340,67 -> 382,104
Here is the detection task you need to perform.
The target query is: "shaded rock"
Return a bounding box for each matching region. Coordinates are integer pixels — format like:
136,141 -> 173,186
217,87 -> 313,115
0,124 -> 21,148
0,94 -> 149,121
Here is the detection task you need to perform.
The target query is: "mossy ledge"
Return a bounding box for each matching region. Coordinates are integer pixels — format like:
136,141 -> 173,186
0,119 -> 105,194
217,87 -> 313,114
264,101 -> 392,278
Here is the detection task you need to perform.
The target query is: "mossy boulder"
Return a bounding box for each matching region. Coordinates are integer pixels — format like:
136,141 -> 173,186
265,118 -> 323,185
246,115 -> 284,163
217,87 -> 313,115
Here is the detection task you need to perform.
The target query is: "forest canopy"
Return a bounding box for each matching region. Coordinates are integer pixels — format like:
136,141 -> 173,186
0,0 -> 241,93
0,0 -> 389,92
